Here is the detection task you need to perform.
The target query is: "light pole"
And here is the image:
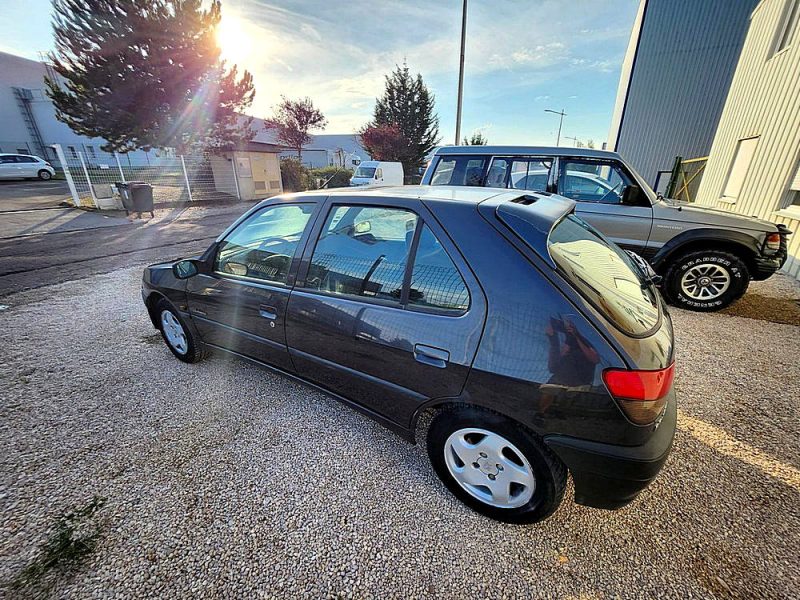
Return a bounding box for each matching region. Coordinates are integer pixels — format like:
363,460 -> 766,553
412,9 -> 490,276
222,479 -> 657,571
454,0 -> 467,145
545,108 -> 567,146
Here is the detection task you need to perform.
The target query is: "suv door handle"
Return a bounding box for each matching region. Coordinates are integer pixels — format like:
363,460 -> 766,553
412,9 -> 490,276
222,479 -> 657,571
259,305 -> 278,320
413,344 -> 449,369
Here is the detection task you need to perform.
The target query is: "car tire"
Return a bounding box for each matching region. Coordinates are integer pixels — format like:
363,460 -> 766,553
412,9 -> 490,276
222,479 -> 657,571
662,249 -> 749,311
427,406 -> 567,523
155,298 -> 207,363
37,169 -> 52,181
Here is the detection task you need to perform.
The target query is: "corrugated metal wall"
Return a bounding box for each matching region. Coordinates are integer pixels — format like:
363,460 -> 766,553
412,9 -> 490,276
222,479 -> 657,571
696,0 -> 800,280
614,0 -> 758,185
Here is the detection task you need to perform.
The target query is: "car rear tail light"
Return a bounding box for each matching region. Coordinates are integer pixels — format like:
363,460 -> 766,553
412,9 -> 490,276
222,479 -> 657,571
764,232 -> 782,255
602,363 -> 675,425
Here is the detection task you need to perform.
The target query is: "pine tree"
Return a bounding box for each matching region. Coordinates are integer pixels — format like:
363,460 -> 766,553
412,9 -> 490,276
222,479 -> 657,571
46,0 -> 255,153
369,63 -> 439,178
463,132 -> 488,145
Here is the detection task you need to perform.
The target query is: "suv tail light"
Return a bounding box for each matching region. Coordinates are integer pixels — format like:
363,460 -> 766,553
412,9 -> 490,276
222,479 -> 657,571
764,232 -> 782,255
602,363 -> 675,425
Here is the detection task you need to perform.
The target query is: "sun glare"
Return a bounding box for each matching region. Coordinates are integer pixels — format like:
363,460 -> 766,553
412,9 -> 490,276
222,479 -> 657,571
215,16 -> 252,65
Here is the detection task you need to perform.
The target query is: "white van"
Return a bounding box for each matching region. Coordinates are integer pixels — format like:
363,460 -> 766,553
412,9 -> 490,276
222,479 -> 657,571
349,161 -> 404,187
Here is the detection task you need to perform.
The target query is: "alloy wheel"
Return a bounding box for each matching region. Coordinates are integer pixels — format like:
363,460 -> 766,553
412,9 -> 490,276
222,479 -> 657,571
680,263 -> 731,300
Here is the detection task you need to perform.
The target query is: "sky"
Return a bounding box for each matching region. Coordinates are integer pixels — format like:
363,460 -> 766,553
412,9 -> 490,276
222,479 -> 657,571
0,0 -> 639,146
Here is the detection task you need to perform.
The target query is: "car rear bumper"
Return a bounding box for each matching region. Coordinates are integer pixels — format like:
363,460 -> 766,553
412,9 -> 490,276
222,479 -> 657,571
544,392 -> 676,510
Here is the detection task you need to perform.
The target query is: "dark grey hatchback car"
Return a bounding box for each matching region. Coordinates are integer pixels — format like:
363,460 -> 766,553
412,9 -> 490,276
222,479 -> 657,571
142,186 -> 677,523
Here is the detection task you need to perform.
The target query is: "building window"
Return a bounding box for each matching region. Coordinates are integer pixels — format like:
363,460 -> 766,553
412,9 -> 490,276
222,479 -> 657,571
784,160 -> 800,212
67,146 -> 78,159
772,0 -> 800,56
721,137 -> 759,201
86,145 -> 96,158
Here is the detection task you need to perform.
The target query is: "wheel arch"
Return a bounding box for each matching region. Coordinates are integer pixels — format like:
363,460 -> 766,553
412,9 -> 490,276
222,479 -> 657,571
410,398 -> 541,445
651,229 -> 759,275
144,290 -> 169,329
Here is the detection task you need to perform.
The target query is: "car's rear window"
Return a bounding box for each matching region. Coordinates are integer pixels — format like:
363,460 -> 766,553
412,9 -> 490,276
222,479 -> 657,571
546,215 -> 660,336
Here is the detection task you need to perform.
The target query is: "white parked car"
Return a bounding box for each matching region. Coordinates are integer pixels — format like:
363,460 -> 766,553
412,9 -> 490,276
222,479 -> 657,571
0,153 -> 56,180
350,161 -> 404,187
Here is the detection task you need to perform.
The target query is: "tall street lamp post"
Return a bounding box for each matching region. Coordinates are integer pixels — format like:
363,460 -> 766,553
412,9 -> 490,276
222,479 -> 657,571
455,0 -> 467,145
545,108 -> 567,146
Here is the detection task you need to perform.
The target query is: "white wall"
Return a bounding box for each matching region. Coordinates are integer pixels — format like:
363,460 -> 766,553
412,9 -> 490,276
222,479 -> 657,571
695,0 -> 800,279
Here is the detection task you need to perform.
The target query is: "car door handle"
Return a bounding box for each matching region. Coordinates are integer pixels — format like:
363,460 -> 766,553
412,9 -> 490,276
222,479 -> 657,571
259,304 -> 279,320
413,344 -> 449,369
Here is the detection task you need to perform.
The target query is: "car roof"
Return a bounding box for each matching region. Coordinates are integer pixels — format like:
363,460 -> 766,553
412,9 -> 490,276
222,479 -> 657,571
319,184 -> 515,204
433,145 -> 622,160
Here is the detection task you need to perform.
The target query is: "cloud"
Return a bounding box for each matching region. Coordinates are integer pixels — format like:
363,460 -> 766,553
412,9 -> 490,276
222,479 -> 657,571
223,0 -> 634,131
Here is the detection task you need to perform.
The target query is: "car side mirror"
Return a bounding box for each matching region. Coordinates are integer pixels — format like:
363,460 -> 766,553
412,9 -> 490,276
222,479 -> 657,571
173,259 -> 200,279
354,220 -> 371,234
622,184 -> 642,205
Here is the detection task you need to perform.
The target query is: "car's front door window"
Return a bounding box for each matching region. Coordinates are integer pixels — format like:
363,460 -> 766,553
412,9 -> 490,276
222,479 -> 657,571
558,160 -> 632,204
214,203 -> 314,284
306,205 -> 418,302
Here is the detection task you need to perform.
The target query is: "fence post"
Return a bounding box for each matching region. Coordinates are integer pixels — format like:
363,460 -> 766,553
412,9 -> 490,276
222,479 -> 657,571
665,156 -> 682,199
52,143 -> 81,207
114,152 -> 126,183
78,151 -> 98,208
231,154 -> 241,200
180,155 -> 194,203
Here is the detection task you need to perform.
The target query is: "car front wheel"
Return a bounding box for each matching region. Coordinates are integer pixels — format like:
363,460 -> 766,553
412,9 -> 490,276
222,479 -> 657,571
155,298 -> 207,363
37,169 -> 52,180
662,250 -> 749,311
427,406 -> 567,523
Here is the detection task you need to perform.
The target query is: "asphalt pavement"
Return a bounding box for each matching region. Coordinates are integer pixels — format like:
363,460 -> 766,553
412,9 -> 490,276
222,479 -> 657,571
0,179 -> 73,212
0,203 -> 254,297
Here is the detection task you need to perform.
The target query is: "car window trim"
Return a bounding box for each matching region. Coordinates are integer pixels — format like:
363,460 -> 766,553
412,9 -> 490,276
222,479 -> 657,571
488,156 -> 553,190
212,200 -> 320,287
295,199 -> 472,316
555,157 -> 643,206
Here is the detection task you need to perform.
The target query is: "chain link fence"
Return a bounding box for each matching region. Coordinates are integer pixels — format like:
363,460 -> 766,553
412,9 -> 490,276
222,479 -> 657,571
53,145 -> 240,209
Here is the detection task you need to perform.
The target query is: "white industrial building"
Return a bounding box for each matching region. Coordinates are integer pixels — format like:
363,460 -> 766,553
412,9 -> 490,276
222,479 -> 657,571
0,51 -> 163,166
695,0 -> 800,279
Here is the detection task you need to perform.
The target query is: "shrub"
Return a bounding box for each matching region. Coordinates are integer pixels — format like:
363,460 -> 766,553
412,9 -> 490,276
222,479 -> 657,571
279,157 -> 316,192
312,166 -> 353,189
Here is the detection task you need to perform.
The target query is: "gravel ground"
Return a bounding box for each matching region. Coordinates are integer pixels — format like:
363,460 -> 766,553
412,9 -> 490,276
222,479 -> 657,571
1,268 -> 798,598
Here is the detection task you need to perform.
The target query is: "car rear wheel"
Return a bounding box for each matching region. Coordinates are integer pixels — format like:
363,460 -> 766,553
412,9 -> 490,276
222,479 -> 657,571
37,169 -> 52,181
662,250 -> 749,311
155,298 -> 207,363
427,406 -> 567,523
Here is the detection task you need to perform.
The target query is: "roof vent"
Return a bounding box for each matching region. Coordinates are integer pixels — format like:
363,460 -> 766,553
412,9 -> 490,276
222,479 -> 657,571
510,194 -> 544,205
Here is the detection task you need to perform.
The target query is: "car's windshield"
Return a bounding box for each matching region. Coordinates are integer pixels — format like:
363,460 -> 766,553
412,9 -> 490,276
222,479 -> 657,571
547,215 -> 660,336
354,166 -> 376,178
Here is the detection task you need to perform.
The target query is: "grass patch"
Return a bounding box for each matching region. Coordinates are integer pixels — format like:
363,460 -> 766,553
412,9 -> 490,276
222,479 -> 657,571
10,496 -> 106,593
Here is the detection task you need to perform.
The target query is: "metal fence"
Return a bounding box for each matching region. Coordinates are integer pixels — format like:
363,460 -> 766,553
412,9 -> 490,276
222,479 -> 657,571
664,155 -> 708,203
53,144 -> 240,209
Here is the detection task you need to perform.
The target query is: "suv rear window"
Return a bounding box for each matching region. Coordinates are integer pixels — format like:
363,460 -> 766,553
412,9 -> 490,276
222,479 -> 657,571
547,215 -> 660,336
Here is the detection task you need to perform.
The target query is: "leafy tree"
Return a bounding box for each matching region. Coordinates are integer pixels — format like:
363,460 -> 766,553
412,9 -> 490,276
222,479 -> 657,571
463,132 -> 488,145
46,0 -> 255,153
358,123 -> 410,162
266,96 -> 327,160
586,139 -> 596,149
366,63 -> 439,177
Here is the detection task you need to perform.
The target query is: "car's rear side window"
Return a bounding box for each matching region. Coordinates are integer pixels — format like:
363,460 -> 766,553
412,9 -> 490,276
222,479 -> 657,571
547,215 -> 660,336
430,156 -> 487,186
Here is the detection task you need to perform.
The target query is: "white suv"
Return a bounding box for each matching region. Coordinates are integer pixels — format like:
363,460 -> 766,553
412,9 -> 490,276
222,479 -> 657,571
0,153 -> 56,181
